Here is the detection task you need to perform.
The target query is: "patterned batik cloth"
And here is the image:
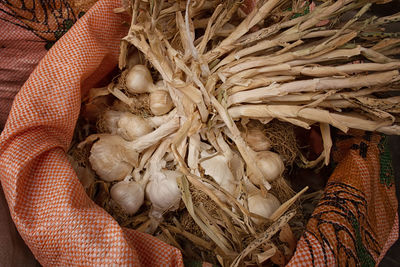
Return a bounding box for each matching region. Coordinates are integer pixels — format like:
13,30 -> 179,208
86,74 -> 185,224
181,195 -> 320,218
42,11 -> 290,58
0,0 -> 182,266
288,132 -> 398,266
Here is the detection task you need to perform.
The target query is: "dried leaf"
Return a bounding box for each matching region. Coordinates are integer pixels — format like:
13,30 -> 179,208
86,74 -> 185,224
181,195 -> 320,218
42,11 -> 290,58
230,210 -> 296,267
270,248 -> 286,266
279,223 -> 297,254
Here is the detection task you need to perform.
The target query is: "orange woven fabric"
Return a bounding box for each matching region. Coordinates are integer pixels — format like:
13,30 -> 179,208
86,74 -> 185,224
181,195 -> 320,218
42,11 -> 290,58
288,132 -> 398,266
0,0 -> 183,266
0,0 -> 98,129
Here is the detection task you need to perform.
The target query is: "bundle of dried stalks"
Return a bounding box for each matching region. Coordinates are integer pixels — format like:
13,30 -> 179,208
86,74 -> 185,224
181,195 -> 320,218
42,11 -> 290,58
70,0 -> 400,265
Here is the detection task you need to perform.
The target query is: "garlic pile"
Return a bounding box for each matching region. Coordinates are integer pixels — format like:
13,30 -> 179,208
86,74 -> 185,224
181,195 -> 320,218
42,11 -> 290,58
71,0 -> 400,265
79,63 -> 288,231
75,33 -> 301,266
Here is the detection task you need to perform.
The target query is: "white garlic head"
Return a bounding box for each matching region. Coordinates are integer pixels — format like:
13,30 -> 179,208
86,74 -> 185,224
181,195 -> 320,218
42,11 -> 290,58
111,180 -> 144,214
125,64 -> 154,94
248,192 -> 281,224
149,90 -> 174,116
146,170 -> 182,212
117,112 -> 153,140
89,135 -> 138,182
255,151 -> 284,182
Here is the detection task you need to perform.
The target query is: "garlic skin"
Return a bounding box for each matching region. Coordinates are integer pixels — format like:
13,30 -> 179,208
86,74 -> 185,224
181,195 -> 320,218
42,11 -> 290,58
146,170 -> 182,214
125,65 -> 154,94
149,90 -> 174,115
111,180 -> 144,214
200,154 -> 237,196
248,193 -> 281,224
117,112 -> 153,140
255,151 -> 284,182
243,128 -> 271,152
89,135 -> 138,182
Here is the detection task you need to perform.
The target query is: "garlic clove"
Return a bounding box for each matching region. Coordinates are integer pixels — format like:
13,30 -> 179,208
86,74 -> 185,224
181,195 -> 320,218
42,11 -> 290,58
146,170 -> 181,213
89,135 -> 138,182
125,64 -> 154,94
111,180 -> 144,214
255,151 -> 284,182
248,192 -> 281,224
149,90 -> 174,116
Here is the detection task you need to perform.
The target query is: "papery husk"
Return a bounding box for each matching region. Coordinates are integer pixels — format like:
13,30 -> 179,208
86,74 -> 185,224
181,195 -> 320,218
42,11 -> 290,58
176,174 -> 235,256
270,186 -> 308,221
228,70 -> 400,106
205,0 -> 285,63
220,31 -> 358,77
231,210 -> 296,267
165,224 -> 212,250
228,104 -> 400,134
159,227 -> 183,250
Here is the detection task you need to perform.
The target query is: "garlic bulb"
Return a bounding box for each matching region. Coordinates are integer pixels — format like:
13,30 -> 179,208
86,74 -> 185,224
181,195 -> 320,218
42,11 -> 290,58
89,135 -> 138,182
86,118 -> 179,182
102,109 -> 177,140
117,112 -> 153,140
111,180 -> 144,214
248,192 -> 281,224
254,151 -> 284,182
146,170 -> 182,215
243,127 -> 271,152
149,90 -> 174,115
125,64 -> 155,94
